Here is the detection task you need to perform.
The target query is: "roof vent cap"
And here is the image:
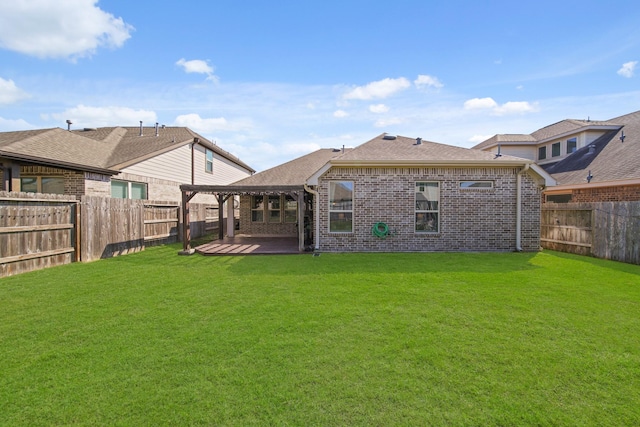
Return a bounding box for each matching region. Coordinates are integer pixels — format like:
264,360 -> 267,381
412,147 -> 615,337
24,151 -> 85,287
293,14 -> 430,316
383,135 -> 397,140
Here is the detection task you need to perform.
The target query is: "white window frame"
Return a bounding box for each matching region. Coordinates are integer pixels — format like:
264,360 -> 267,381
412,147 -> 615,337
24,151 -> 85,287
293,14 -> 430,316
459,181 -> 493,190
111,180 -> 147,200
415,181 -> 439,233
329,181 -> 353,233
205,149 -> 214,174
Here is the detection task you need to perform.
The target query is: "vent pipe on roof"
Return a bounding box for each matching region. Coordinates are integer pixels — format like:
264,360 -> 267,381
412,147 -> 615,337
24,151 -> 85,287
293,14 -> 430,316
588,144 -> 596,154
416,137 -> 422,145
66,119 -> 72,131
155,122 -> 159,137
139,121 -> 143,137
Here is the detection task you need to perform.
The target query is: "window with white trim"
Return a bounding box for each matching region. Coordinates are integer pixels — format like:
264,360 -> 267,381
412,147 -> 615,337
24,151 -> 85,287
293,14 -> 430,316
329,181 -> 353,232
567,138 -> 577,154
415,182 -> 439,233
459,181 -> 493,189
538,146 -> 547,160
205,149 -> 214,174
552,142 -> 561,157
111,180 -> 147,199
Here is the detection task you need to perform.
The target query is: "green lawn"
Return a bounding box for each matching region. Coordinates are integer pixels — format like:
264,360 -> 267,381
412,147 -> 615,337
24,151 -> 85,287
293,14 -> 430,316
1,246 -> 639,426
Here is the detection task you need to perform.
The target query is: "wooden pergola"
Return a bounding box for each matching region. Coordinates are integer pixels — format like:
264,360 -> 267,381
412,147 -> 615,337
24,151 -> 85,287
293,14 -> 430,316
179,184 -> 307,254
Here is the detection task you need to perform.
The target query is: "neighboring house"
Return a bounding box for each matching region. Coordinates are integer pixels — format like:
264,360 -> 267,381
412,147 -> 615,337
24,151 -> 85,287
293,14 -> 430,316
182,134 -> 555,252
0,123 -> 254,202
473,110 -> 640,203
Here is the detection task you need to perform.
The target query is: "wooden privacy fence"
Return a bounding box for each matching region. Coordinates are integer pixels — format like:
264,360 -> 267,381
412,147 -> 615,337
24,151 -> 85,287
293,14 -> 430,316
2,192 -> 219,276
542,202 -> 640,265
0,192 -> 79,277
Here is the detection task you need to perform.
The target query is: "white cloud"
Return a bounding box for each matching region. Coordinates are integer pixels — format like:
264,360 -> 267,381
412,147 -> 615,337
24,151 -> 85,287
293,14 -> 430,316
464,97 -> 498,110
343,77 -> 411,100
333,109 -> 349,118
174,113 -> 249,133
374,117 -> 404,128
468,134 -> 494,143
414,74 -> 443,89
464,97 -> 538,116
494,101 -> 539,115
617,61 -> 638,78
369,104 -> 389,113
0,116 -> 33,131
176,58 -> 218,82
50,105 -> 156,128
0,0 -> 133,59
0,77 -> 29,104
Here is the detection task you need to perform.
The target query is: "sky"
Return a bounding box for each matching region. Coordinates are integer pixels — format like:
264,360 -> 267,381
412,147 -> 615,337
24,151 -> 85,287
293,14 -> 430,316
0,0 -> 639,172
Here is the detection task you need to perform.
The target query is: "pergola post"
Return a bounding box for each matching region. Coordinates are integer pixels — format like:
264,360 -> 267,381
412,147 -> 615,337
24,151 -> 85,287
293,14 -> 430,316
297,191 -> 305,252
217,194 -> 225,240
226,196 -> 235,237
178,190 -> 197,255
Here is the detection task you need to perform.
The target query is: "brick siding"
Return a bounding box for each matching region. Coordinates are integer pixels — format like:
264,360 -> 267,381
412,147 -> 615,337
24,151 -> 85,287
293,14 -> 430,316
317,166 -> 542,252
570,184 -> 640,202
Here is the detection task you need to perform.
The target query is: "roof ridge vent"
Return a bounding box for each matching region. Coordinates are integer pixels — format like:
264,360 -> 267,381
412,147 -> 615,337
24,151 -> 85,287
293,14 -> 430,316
383,134 -> 397,140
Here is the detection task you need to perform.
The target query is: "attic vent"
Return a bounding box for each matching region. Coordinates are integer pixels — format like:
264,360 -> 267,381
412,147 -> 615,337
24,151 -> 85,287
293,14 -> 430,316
416,137 -> 422,145
332,148 -> 341,152
588,144 -> 596,154
383,135 -> 397,140
83,128 -> 97,132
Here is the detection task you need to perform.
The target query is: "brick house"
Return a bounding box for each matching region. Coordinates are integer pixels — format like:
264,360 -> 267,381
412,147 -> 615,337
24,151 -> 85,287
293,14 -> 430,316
183,134 -> 555,253
0,124 -> 254,203
473,110 -> 640,203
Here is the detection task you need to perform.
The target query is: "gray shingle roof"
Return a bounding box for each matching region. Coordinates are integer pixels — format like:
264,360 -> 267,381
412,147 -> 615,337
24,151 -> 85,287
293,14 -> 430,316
0,126 -> 254,174
232,148 -> 348,186
473,118 -> 622,150
544,111 -> 640,185
472,134 -> 536,150
336,134 -> 529,163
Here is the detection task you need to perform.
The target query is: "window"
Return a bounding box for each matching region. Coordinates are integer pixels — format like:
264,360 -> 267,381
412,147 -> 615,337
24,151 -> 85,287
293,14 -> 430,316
111,180 -> 147,199
552,142 -> 561,157
459,181 -> 493,189
205,149 -> 213,174
284,195 -> 297,223
567,138 -> 577,154
329,181 -> 353,232
546,194 -> 572,203
268,195 -> 281,223
20,176 -> 65,194
251,195 -> 264,222
538,146 -> 547,160
415,182 -> 439,233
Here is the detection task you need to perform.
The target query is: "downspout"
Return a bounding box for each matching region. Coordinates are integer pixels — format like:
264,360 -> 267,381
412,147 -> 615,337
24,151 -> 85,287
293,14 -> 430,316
191,138 -> 200,185
515,164 -> 530,252
303,183 -> 320,250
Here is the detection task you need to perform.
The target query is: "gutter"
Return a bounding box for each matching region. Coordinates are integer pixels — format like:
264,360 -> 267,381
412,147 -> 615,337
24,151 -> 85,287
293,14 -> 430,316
303,183 -> 320,251
515,163 -> 530,252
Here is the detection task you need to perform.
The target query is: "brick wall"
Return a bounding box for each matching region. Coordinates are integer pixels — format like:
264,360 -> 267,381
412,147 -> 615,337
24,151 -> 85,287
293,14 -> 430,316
570,184 -> 640,202
317,166 -> 542,252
